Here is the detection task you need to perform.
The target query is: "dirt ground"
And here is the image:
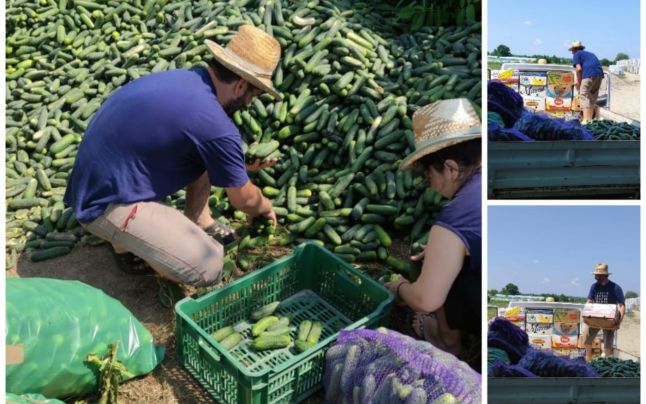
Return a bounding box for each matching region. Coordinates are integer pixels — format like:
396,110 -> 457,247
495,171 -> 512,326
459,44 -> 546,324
615,310 -> 640,359
599,70 -> 641,121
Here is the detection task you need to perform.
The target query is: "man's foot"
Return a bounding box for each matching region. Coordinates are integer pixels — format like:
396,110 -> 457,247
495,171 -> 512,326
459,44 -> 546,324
204,221 -> 237,244
115,251 -> 156,275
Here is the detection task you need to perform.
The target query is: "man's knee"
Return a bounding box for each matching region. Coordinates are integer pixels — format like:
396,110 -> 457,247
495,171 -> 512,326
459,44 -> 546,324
195,242 -> 224,286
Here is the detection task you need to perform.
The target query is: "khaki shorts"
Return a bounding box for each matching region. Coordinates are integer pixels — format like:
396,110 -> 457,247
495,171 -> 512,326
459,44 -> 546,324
584,327 -> 615,350
83,202 -> 224,287
579,76 -> 603,109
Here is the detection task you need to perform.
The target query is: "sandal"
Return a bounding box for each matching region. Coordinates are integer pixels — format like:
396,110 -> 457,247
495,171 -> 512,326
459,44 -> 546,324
115,251 -> 156,275
412,312 -> 436,341
157,278 -> 186,309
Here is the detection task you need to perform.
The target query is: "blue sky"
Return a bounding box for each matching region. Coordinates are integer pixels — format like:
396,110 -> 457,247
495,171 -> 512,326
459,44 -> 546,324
488,0 -> 640,60
488,206 -> 640,297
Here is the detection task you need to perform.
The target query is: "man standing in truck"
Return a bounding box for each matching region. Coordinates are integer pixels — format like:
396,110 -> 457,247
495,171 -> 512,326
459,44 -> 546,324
584,263 -> 625,361
569,40 -> 604,124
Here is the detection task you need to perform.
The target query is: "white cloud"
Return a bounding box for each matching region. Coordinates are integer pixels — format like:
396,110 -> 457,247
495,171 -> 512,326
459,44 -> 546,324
534,38 -> 543,45
571,277 -> 580,286
563,39 -> 572,49
532,259 -> 540,264
524,20 -> 532,25
542,277 -> 551,284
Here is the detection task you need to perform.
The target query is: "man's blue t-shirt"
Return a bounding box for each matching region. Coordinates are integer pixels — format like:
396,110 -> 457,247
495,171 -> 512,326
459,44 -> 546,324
64,68 -> 249,223
572,50 -> 604,79
588,280 -> 625,304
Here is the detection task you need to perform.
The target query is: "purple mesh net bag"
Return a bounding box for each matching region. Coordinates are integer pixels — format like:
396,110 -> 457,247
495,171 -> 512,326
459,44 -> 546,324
512,111 -> 595,141
323,328 -> 481,404
518,350 -> 599,377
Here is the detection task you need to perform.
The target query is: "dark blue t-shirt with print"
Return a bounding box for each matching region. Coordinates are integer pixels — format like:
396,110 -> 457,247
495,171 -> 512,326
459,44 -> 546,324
572,50 -> 604,79
64,68 -> 249,223
587,280 -> 625,304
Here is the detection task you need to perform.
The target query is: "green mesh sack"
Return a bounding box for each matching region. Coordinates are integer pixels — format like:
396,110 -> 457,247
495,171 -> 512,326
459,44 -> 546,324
6,278 -> 164,399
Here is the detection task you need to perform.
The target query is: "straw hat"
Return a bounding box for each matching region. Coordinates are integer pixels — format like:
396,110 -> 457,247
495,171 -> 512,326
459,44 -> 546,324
205,25 -> 282,99
568,40 -> 585,51
399,98 -> 481,171
592,263 -> 611,276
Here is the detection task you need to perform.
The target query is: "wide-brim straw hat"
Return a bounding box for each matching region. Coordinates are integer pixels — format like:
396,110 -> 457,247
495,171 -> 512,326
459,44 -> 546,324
592,263 -> 611,276
205,25 -> 282,99
400,98 -> 481,171
568,40 -> 585,51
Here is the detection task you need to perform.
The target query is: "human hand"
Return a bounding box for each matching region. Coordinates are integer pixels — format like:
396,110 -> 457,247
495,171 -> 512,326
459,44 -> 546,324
385,277 -> 410,306
248,204 -> 278,228
246,158 -> 279,172
575,82 -> 581,90
410,243 -> 426,261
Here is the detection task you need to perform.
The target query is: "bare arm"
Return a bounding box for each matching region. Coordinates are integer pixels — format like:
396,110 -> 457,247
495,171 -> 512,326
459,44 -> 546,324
575,64 -> 583,88
395,226 -> 466,313
618,303 -> 626,320
226,180 -> 277,226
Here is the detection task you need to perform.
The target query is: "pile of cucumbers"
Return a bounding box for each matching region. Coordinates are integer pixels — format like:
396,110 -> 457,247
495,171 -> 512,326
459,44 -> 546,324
584,120 -> 640,141
6,0 -> 481,275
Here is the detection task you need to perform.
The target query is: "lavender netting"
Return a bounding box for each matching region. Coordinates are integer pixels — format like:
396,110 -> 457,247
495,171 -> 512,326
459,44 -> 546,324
518,350 -> 599,377
323,328 -> 481,404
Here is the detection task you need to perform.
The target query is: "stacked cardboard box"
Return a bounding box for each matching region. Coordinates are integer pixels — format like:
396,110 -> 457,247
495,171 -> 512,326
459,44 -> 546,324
526,309 -> 553,351
519,72 -> 547,112
492,69 -> 519,91
546,71 -> 574,111
552,308 -> 580,351
499,306 -> 526,330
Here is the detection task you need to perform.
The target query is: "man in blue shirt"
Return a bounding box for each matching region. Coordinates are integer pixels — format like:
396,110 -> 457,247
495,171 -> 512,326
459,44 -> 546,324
583,263 -> 625,361
569,40 -> 604,124
64,25 -> 281,301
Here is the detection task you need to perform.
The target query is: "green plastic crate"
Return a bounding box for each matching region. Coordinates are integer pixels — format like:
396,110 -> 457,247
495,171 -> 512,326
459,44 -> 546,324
175,242 -> 393,404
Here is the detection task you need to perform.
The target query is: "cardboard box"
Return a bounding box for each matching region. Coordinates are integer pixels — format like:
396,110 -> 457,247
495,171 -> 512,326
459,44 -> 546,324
582,303 -> 619,330
546,95 -> 573,111
520,72 -> 548,86
547,71 -> 575,87
577,334 -> 602,349
522,95 -> 546,112
526,322 -> 553,335
552,348 -> 573,356
553,308 -> 580,324
493,69 -> 519,91
500,307 -> 526,322
572,86 -> 581,111
546,71 -> 574,111
519,72 -> 547,98
552,335 -> 578,349
511,320 -> 525,331
526,309 -> 553,324
552,322 -> 579,336
527,334 -> 552,350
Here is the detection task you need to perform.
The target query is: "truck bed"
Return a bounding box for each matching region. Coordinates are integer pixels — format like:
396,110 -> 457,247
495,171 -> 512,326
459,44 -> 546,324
488,377 -> 640,403
488,140 -> 640,199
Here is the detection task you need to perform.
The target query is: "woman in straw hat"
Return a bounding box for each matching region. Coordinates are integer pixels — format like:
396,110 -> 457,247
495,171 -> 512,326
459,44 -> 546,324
584,263 -> 625,361
386,98 -> 481,363
64,25 -> 282,306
